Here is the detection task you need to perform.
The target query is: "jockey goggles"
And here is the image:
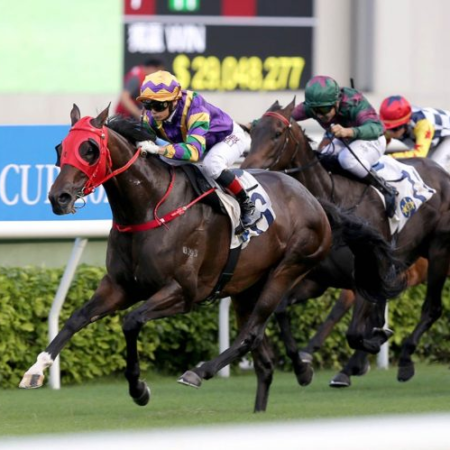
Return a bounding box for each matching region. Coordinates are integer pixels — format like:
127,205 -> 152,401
389,124 -> 406,132
142,100 -> 170,112
311,104 -> 335,116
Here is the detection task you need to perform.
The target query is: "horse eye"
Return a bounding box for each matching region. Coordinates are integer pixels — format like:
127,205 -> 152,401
54,143 -> 62,167
274,131 -> 282,139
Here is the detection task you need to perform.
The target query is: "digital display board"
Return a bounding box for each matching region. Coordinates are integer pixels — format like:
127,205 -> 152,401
123,0 -> 315,91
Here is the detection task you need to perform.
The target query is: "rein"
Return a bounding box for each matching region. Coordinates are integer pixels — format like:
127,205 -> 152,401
113,166 -> 216,233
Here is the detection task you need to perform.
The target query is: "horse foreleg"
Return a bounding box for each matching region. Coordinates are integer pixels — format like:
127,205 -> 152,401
301,289 -> 355,363
122,282 -> 185,406
19,275 -> 130,389
397,251 -> 448,382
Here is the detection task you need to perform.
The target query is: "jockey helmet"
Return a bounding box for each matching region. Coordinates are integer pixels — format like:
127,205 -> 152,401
304,76 -> 341,108
137,70 -> 182,102
379,95 -> 412,129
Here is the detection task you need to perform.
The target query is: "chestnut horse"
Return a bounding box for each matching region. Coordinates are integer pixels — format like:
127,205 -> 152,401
19,105 -> 401,412
241,99 -> 450,386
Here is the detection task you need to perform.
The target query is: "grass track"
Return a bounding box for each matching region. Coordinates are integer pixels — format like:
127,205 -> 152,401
2,363 -> 450,437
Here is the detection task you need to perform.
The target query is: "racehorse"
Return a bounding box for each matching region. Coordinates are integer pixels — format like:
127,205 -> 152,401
241,99 -> 450,385
18,105 -> 401,412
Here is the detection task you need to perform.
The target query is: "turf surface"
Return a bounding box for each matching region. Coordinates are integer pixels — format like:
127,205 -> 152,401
2,363 -> 450,437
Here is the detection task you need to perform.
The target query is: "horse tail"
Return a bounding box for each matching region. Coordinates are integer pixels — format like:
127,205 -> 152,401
319,199 -> 407,303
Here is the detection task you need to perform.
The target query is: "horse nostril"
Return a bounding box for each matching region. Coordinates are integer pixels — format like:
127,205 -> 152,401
57,192 -> 72,205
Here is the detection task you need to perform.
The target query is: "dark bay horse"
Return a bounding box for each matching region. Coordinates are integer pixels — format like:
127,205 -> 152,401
241,99 -> 450,386
19,105 -> 400,412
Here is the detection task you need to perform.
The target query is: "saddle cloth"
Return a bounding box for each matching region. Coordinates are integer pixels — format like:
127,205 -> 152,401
372,156 -> 436,235
200,167 -> 277,249
160,157 -> 277,249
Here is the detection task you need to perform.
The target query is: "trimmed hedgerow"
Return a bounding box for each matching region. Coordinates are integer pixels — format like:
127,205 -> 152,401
1,265 -> 449,388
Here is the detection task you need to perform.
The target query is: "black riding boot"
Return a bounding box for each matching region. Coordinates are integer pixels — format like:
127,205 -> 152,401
362,170 -> 398,218
235,191 -> 261,229
216,169 -> 261,229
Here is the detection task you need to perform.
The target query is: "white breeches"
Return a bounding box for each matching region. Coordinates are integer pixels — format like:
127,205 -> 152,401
430,136 -> 450,173
321,135 -> 387,178
202,122 -> 251,179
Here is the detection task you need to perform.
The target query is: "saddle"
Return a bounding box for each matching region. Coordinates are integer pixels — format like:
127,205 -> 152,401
179,164 -> 226,215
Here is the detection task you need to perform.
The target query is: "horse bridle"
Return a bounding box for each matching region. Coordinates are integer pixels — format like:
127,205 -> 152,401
60,117 -> 141,196
261,111 -> 319,174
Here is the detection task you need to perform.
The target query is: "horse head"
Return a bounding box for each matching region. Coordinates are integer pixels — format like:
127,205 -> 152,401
241,98 -> 305,172
49,104 -> 112,214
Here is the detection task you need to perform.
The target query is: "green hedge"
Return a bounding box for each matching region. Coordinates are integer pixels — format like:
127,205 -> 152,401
1,266 -> 449,388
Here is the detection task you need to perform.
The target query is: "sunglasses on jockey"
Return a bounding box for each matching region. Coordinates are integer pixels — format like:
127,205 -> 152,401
141,100 -> 170,112
311,104 -> 335,116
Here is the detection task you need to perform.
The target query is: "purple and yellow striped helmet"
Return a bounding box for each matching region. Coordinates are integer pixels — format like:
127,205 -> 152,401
137,70 -> 182,102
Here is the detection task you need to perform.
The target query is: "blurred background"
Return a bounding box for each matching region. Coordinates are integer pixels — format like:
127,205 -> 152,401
3,0 -> 450,125
1,0 -> 450,266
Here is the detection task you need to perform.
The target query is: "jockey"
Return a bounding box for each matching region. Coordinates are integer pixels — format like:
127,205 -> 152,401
135,70 -> 260,230
380,95 -> 450,172
292,75 -> 397,218
115,58 -> 165,120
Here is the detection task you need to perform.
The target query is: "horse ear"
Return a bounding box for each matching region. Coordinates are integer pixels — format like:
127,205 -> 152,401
92,103 -> 110,128
269,100 -> 280,112
284,97 -> 296,115
70,104 -> 81,126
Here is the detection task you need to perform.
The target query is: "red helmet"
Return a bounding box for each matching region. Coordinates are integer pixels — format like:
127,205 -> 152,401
379,96 -> 412,129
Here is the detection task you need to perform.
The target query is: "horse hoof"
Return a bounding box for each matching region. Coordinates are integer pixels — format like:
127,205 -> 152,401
18,373 -> 44,389
296,364 -> 314,386
132,382 -> 151,406
397,363 -> 415,382
329,372 -> 351,388
177,370 -> 202,388
299,351 -> 313,364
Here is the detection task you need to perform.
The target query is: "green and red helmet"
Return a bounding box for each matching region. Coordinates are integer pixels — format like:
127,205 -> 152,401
304,75 -> 341,108
379,95 -> 412,129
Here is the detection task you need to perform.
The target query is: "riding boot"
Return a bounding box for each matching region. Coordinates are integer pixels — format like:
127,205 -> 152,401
362,170 -> 398,218
216,169 -> 261,229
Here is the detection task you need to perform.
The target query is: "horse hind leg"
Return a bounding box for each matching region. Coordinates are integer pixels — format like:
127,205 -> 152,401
301,289 -> 355,369
179,279 -> 278,412
397,248 -> 449,382
329,350 -> 370,388
180,259 -> 318,412
252,334 -> 276,413
275,306 -> 313,387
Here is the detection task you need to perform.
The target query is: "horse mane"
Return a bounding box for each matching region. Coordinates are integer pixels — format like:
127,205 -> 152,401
106,115 -> 156,144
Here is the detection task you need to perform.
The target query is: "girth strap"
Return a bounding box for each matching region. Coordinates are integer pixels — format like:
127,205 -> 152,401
203,245 -> 242,303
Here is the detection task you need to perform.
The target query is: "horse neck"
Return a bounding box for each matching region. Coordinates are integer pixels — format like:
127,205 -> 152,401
290,126 -> 334,199
105,132 -> 176,224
